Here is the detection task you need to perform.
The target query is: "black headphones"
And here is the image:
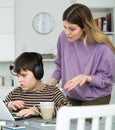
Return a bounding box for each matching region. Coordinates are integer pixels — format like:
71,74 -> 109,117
9,52 -> 44,80
33,53 -> 44,80
9,65 -> 16,76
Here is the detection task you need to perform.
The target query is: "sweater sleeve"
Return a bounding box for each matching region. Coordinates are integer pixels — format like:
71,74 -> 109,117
90,46 -> 115,88
52,34 -> 62,81
4,87 -> 21,105
52,87 -> 69,116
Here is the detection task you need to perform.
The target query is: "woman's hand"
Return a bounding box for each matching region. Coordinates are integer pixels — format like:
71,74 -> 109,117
8,100 -> 25,111
64,74 -> 92,91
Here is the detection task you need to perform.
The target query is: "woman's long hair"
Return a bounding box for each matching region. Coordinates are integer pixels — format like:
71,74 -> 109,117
63,3 -> 115,54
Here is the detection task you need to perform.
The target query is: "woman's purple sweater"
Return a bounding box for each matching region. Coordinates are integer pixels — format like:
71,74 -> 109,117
52,31 -> 115,101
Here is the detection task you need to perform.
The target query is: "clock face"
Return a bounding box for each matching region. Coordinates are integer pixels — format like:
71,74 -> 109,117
33,12 -> 54,34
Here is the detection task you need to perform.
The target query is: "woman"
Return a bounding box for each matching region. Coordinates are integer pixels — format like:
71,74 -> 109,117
47,3 -> 115,107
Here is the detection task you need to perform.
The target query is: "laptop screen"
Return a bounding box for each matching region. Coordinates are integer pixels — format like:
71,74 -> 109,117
0,98 -> 39,121
0,98 -> 15,121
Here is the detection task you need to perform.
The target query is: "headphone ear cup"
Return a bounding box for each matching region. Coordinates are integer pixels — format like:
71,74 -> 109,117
33,64 -> 44,80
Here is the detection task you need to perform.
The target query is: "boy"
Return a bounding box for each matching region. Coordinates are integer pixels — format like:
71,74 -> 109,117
4,52 -> 68,117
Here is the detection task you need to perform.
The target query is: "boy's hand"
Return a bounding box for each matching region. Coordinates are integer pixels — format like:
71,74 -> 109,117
8,100 -> 25,111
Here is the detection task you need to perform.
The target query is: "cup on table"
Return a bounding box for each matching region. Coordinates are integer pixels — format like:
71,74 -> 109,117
39,102 -> 54,120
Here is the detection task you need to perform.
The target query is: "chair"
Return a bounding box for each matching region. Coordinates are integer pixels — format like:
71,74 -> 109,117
56,104 -> 115,130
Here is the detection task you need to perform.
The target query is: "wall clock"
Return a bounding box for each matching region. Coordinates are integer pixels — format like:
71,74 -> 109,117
33,12 -> 54,34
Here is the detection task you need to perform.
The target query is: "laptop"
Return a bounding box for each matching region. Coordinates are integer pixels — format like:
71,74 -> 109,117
0,98 -> 25,121
0,98 -> 39,121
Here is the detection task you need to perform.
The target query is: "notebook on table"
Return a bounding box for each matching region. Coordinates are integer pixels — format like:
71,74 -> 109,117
0,98 -> 38,121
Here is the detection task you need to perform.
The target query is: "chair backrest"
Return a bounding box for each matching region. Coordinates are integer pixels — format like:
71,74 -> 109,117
56,104 -> 115,130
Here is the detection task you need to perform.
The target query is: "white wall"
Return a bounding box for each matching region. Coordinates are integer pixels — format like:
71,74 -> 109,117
0,0 -> 15,62
15,0 -> 71,57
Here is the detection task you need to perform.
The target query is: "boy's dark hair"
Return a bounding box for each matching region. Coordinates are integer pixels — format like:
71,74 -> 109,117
13,52 -> 44,80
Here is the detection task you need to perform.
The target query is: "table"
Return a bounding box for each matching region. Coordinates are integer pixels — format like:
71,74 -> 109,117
2,117 -> 91,130
2,117 -> 56,130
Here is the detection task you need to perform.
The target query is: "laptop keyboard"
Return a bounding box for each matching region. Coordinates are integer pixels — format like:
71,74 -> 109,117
11,112 -> 24,120
11,111 -> 39,120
